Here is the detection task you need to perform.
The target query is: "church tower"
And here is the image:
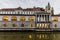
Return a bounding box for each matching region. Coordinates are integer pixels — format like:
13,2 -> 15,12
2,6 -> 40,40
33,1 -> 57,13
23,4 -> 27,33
45,2 -> 54,15
51,7 -> 54,15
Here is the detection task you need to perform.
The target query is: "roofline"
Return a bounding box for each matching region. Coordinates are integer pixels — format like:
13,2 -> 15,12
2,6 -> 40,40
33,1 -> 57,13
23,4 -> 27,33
52,15 -> 60,16
0,14 -> 35,16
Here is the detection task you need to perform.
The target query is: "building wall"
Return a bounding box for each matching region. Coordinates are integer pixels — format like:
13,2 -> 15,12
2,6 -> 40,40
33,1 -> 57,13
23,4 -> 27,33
0,10 -> 52,29
0,21 -> 35,28
0,15 -> 35,29
52,16 -> 60,28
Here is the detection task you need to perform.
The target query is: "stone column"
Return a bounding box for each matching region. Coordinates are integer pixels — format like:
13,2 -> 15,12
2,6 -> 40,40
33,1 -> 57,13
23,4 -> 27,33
35,14 -> 37,28
35,14 -> 38,22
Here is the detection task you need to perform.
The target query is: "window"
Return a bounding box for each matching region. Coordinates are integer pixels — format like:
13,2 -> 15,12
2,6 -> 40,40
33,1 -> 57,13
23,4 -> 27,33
45,24 -> 50,28
41,15 -> 44,21
11,16 -> 17,21
29,12 -> 32,14
18,12 -> 19,14
29,24 -> 33,28
28,16 -> 34,21
37,23 -> 39,28
47,24 -> 50,27
24,12 -> 26,14
41,24 -> 44,28
0,12 -> 2,14
20,16 -> 25,21
39,24 -> 41,28
37,24 -> 42,28
54,24 -> 57,28
42,16 -> 44,20
48,8 -> 50,10
37,23 -> 50,28
52,16 -> 58,21
21,23 -> 24,27
3,24 -> 7,27
6,12 -> 8,14
12,24 -> 16,27
3,16 -> 8,21
11,12 -> 12,14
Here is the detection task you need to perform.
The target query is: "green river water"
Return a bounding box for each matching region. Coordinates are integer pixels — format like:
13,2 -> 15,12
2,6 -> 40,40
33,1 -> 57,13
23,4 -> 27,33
0,31 -> 59,40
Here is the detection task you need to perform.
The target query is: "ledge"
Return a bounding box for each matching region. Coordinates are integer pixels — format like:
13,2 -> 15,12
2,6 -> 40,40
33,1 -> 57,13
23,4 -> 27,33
0,28 -> 59,32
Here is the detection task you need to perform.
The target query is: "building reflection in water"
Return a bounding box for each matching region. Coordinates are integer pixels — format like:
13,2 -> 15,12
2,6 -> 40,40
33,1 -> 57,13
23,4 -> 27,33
0,32 -> 59,40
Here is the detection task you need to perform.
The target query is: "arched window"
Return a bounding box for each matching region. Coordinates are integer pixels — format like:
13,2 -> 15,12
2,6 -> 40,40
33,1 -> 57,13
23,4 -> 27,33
45,24 -> 50,28
11,16 -> 17,21
12,24 -> 16,27
3,16 -> 8,21
29,24 -> 33,28
37,23 -> 42,28
20,16 -> 25,21
28,16 -> 34,21
52,16 -> 58,21
42,15 -> 44,20
47,24 -> 50,27
54,24 -> 57,28
21,23 -> 24,27
37,23 -> 39,28
41,24 -> 44,28
3,24 -> 7,27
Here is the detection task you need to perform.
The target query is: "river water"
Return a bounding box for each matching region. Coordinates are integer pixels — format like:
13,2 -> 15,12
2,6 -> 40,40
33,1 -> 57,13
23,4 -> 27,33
0,31 -> 59,40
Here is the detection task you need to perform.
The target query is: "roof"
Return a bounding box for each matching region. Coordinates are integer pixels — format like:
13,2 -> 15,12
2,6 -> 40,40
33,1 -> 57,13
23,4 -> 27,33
52,14 -> 60,16
0,7 -> 45,11
35,11 -> 50,15
23,7 -> 45,11
0,7 -> 22,11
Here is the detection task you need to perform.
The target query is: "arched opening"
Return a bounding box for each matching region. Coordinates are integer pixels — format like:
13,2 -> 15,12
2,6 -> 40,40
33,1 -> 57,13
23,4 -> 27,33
11,16 -> 17,21
20,16 -> 25,21
29,24 -> 33,28
41,24 -> 44,28
45,24 -> 50,28
28,16 -> 34,21
21,23 -> 24,27
3,24 -> 7,27
54,24 -> 57,28
3,16 -> 8,21
52,16 -> 58,21
12,24 -> 16,27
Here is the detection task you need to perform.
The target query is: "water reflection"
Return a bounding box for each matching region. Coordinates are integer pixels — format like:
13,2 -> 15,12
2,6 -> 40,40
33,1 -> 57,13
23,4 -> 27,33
36,34 -> 50,39
0,32 -> 59,40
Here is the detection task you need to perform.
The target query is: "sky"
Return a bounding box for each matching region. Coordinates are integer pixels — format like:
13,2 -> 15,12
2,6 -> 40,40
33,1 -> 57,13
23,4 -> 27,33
0,0 -> 59,14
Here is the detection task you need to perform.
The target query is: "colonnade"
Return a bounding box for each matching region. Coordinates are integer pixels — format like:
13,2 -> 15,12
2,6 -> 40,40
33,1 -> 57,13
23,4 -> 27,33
36,15 -> 49,22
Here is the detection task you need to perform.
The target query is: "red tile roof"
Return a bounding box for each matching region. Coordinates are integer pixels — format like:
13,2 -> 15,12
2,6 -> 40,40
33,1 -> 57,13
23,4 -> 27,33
23,7 -> 45,11
0,7 -> 45,11
1,8 -> 15,11
52,14 -> 60,16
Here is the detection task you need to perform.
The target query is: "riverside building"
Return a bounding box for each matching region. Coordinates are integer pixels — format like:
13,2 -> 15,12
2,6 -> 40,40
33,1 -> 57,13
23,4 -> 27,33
0,3 -> 57,31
